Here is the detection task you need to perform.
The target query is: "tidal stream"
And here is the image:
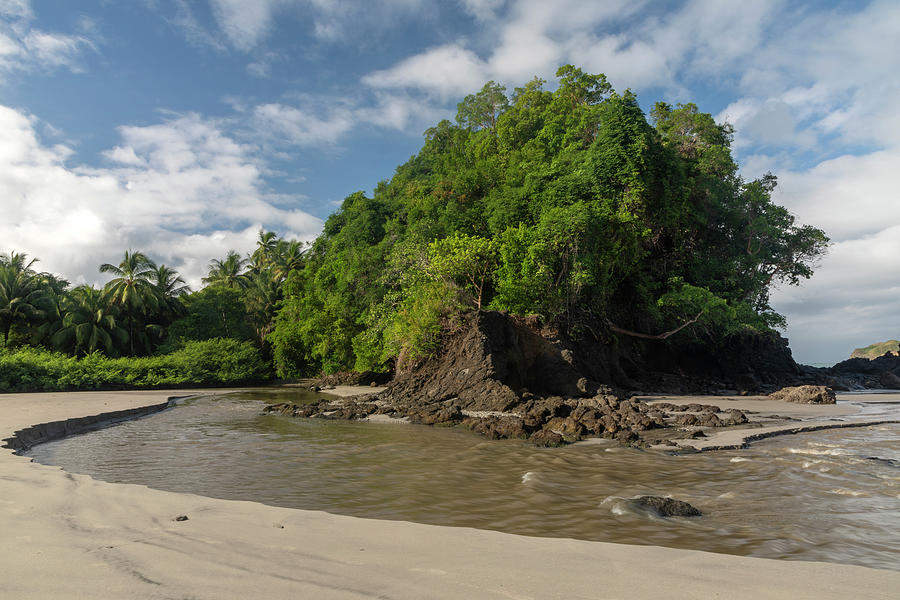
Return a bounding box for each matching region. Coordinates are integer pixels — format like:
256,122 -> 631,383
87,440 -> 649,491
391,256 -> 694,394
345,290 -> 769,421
27,390 -> 900,570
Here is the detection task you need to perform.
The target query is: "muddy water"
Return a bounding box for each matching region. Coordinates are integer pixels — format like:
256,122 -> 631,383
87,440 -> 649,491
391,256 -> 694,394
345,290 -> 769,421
27,390 -> 900,571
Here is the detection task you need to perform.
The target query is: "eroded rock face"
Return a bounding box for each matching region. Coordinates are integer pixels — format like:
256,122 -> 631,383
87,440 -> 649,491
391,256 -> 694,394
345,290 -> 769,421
633,496 -> 702,517
769,385 -> 836,404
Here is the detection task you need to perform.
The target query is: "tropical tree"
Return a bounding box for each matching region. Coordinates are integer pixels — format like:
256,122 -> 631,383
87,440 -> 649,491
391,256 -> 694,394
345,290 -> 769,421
99,250 -> 158,355
152,264 -> 190,318
203,251 -> 250,289
250,230 -> 279,272
271,239 -> 306,282
0,251 -> 39,274
0,264 -> 45,344
244,269 -> 282,348
52,285 -> 127,355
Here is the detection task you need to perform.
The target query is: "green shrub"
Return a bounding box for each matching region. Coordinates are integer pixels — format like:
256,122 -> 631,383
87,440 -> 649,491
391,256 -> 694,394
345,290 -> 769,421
0,338 -> 271,392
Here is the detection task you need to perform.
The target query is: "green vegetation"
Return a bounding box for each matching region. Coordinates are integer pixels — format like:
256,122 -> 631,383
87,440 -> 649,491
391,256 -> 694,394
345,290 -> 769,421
1,65 -> 829,386
0,339 -> 269,392
850,340 -> 900,360
269,66 -> 828,376
0,231 -> 299,391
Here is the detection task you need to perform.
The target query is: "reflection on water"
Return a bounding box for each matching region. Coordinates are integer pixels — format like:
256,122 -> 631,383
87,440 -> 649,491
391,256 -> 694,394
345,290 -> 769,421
27,390 -> 900,571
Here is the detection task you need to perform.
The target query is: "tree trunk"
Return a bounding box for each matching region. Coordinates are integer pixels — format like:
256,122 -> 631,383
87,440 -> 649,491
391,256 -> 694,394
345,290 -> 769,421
606,310 -> 704,341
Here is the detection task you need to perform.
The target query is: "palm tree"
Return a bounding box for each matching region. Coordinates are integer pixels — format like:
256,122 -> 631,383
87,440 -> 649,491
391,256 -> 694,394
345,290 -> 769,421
152,264 -> 190,315
53,285 -> 127,355
0,251 -> 39,273
250,230 -> 279,272
271,239 -> 307,282
31,274 -> 69,348
203,251 -> 250,289
0,265 -> 45,344
99,250 -> 158,355
244,269 -> 282,348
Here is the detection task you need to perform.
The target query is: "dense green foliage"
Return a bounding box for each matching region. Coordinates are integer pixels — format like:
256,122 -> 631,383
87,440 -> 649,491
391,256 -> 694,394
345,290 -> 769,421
0,338 -> 270,392
270,66 -> 828,376
0,230 -> 304,390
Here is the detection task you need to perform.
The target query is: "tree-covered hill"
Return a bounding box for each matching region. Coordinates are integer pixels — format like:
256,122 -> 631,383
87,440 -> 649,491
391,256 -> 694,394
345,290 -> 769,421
270,66 -> 828,377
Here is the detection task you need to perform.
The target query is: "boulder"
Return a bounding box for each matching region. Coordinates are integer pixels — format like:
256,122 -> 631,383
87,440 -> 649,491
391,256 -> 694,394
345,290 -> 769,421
769,385 -> 836,404
633,496 -> 702,517
529,429 -> 565,447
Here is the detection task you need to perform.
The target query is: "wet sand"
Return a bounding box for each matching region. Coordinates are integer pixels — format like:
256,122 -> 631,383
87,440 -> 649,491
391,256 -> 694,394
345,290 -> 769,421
2,390 -> 899,599
639,393 -> 900,451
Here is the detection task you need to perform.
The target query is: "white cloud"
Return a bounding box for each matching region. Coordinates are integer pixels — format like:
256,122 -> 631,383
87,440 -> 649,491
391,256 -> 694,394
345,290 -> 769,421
21,30 -> 93,71
252,90 -> 449,148
771,226 -> 900,364
209,0 -> 282,51
206,0 -> 433,49
169,0 -> 227,52
458,0 -> 504,22
253,103 -> 356,147
0,105 -> 322,288
363,44 -> 489,99
0,1 -> 94,74
775,150 -> 900,242
0,0 -> 30,19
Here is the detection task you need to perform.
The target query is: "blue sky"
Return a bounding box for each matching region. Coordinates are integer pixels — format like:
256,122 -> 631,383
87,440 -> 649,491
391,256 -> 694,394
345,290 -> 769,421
1,0 -> 898,364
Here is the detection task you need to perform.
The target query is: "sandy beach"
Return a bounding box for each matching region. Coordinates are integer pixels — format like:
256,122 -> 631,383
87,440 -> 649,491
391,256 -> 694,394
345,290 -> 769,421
2,390 -> 899,599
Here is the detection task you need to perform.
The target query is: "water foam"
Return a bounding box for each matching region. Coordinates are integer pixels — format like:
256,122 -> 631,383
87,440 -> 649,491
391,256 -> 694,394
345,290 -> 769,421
788,447 -> 850,456
829,488 -> 867,497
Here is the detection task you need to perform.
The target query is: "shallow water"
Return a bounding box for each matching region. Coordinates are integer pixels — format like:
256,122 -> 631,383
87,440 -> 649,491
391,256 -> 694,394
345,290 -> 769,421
27,390 -> 900,570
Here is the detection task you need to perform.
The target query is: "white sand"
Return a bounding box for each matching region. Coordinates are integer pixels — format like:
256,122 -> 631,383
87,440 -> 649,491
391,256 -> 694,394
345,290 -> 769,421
2,390 -> 898,599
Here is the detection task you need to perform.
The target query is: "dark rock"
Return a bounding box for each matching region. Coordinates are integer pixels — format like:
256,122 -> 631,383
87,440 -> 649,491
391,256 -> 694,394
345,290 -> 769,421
529,429 -> 565,447
674,414 -> 699,426
879,370 -> 900,389
697,413 -> 724,427
633,496 -> 701,517
463,416 -> 528,440
418,404 -> 463,425
174,515 -> 189,522
616,430 -> 639,445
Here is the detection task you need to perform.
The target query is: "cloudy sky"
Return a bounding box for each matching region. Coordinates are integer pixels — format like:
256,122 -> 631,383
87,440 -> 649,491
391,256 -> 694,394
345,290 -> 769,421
1,0 -> 897,364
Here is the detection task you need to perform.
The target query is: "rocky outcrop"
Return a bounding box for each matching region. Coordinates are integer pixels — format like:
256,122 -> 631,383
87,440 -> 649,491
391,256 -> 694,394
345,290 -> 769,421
769,385 -> 836,404
265,311 -> 807,446
820,352 -> 900,389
